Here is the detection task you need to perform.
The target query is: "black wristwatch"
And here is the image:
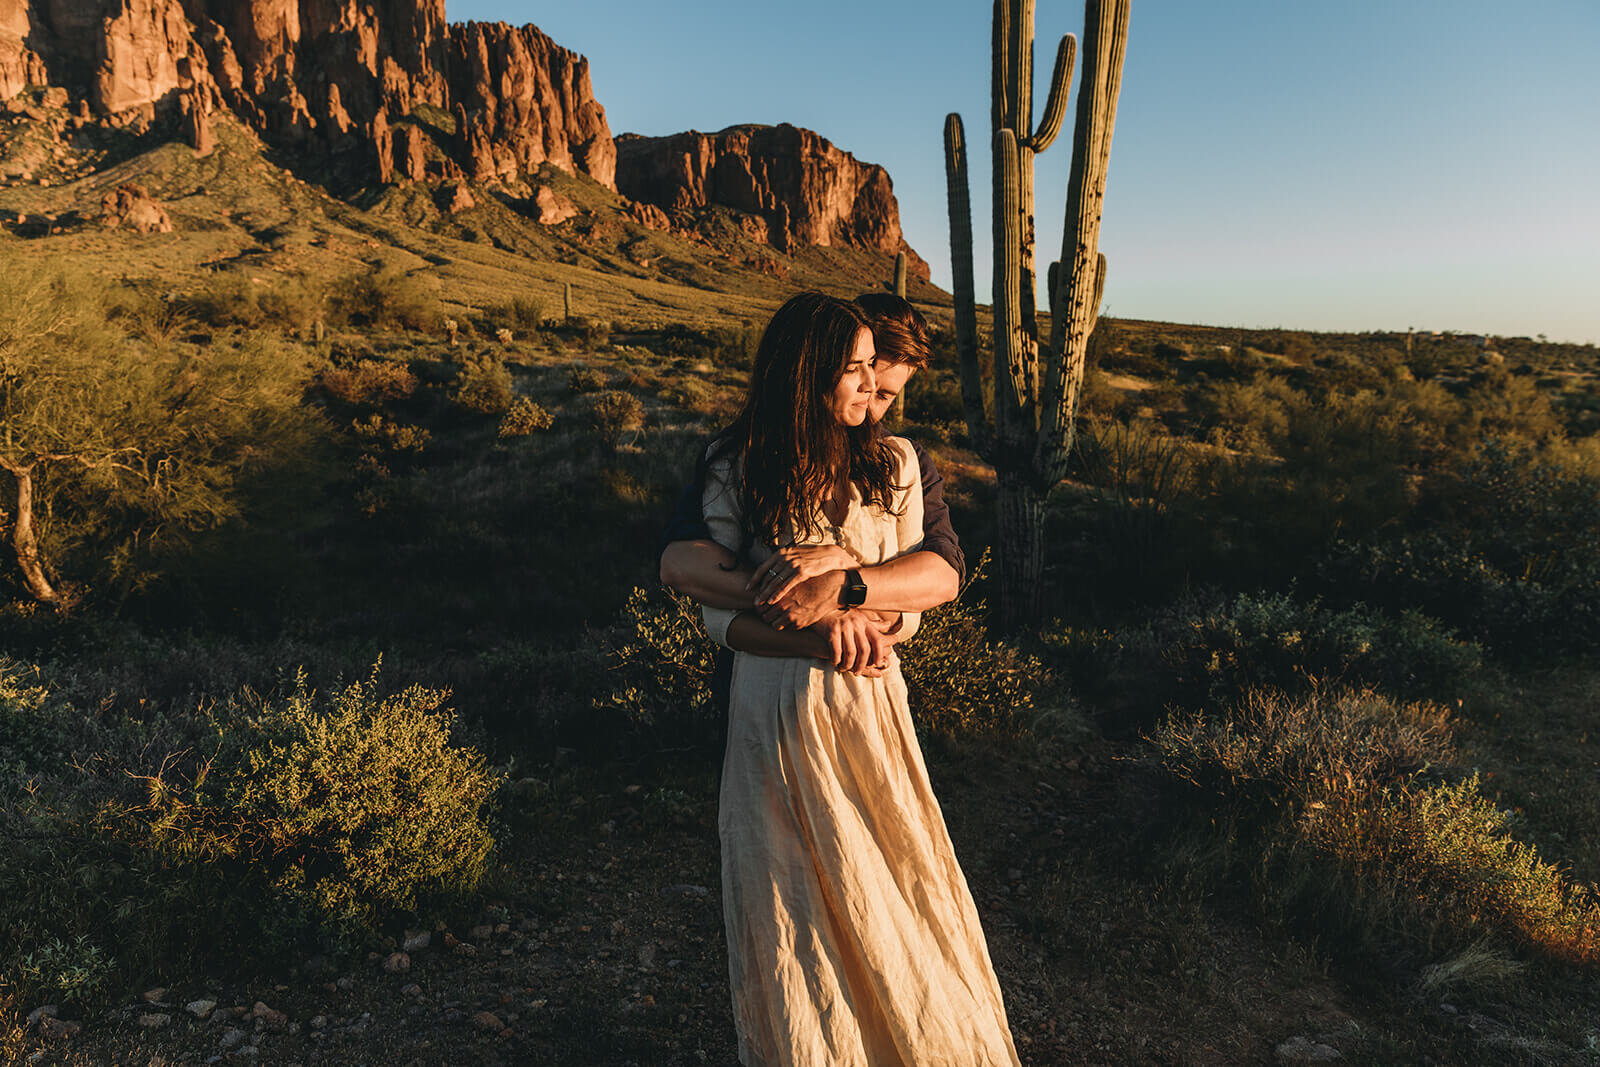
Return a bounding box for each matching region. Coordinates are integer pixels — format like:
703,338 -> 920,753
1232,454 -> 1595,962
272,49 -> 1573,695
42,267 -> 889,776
840,569 -> 867,609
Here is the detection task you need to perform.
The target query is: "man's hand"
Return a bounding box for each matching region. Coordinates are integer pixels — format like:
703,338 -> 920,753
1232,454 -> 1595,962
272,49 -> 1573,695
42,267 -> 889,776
749,544 -> 858,605
812,611 -> 899,676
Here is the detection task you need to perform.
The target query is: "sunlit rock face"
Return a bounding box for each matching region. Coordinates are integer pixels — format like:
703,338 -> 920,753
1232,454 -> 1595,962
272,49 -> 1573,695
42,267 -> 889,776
615,123 -> 929,272
0,0 -> 614,189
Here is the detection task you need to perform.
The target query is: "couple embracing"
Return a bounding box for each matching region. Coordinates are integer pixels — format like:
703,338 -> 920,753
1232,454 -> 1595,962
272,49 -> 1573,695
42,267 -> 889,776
659,291 -> 1020,1066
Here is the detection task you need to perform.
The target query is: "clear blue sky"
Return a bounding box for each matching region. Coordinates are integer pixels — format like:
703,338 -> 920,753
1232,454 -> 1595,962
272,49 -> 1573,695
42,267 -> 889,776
451,2 -> 1600,343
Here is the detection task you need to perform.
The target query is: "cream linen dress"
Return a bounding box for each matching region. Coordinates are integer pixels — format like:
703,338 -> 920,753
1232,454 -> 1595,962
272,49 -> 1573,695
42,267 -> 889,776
701,438 -> 1020,1067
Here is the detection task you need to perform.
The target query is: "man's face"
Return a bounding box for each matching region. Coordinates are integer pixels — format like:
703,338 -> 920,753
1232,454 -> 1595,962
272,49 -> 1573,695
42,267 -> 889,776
867,360 -> 915,424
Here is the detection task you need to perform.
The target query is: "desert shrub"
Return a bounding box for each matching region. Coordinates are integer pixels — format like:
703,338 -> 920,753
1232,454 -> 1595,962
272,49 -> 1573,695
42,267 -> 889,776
1143,591 -> 1481,709
504,296 -> 543,331
568,365 -> 608,393
899,594 -> 1065,740
330,270 -> 442,332
317,358 -> 419,409
1282,776 -> 1600,969
180,274 -> 327,333
453,353 -> 514,415
710,325 -> 762,370
0,659 -> 500,1010
1151,684 -> 1600,979
204,669 -> 500,921
588,389 -> 645,452
1321,439 -> 1600,657
1152,688 -> 1455,805
352,414 -> 430,455
596,587 -> 717,745
498,397 -> 554,438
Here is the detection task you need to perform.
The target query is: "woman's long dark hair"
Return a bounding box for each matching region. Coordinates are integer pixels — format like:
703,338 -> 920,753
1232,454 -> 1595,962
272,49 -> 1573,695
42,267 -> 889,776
707,291 -> 901,558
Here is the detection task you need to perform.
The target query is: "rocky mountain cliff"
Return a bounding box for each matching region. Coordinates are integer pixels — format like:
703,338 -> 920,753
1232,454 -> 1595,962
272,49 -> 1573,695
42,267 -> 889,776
616,124 -> 928,278
0,0 -> 920,266
0,0 -> 613,188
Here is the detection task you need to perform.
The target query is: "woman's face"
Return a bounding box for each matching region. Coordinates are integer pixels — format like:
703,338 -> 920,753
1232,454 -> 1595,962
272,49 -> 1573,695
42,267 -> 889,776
826,328 -> 877,427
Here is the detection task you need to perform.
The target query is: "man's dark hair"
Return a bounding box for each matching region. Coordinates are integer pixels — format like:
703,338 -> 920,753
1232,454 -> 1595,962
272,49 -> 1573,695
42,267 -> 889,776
853,292 -> 931,369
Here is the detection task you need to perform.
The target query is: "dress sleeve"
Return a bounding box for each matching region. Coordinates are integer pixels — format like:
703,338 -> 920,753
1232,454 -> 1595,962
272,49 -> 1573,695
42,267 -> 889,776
699,454 -> 742,648
890,437 -> 924,643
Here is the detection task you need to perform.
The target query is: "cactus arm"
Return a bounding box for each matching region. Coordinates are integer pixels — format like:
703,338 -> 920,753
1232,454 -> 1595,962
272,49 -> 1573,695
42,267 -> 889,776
1026,35 -> 1076,152
943,113 -> 990,456
1092,251 -> 1107,319
1039,0 -> 1129,479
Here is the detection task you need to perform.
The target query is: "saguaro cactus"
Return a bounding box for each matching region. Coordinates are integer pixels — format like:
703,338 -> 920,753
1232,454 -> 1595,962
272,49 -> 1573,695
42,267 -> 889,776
945,0 -> 1129,628
893,251 -> 908,299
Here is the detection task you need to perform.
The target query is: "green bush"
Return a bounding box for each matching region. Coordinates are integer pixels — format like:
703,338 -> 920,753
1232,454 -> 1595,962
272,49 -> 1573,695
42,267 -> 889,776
318,359 -> 420,409
0,659 -> 501,1010
505,296 -> 543,332
330,271 -> 442,332
1142,591 -> 1480,709
587,390 -> 645,452
899,594 -> 1066,740
1152,688 -> 1455,805
209,669 -> 500,921
1321,440 -> 1600,658
568,365 -> 608,393
1285,776 -> 1600,969
596,587 -> 717,745
453,353 -> 514,415
498,397 -> 554,438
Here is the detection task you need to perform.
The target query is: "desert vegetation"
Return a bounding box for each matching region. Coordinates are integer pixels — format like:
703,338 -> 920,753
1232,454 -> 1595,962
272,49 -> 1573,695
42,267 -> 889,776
3,245 -> 1600,1064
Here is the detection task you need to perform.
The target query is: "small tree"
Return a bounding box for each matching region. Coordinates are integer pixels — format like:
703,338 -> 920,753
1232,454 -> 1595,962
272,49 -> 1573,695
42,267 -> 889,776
0,268 -> 318,603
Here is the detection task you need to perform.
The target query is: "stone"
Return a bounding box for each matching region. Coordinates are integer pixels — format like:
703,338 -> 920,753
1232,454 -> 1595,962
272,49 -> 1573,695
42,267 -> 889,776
531,186 -> 576,225
137,1013 -> 171,1029
402,930 -> 432,953
142,988 -> 167,1002
382,951 -> 411,973
626,199 -> 671,231
100,184 -> 173,234
471,1010 -> 506,1033
38,1015 -> 82,1039
469,924 -> 494,940
186,999 -> 217,1019
440,184 -> 475,213
25,1005 -> 57,1027
251,1002 -> 287,1030
219,1027 -> 248,1049
1276,1036 -> 1343,1063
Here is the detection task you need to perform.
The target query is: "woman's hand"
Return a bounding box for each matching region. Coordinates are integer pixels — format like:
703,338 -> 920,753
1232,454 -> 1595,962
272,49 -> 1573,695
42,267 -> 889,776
812,611 -> 898,676
749,544 -> 859,606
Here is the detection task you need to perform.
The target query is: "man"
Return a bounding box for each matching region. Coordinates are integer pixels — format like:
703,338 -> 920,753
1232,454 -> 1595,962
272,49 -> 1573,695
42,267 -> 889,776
659,293 -> 963,681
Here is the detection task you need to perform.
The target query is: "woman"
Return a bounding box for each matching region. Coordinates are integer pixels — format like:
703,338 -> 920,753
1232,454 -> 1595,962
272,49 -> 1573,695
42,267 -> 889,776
700,292 -> 1019,1066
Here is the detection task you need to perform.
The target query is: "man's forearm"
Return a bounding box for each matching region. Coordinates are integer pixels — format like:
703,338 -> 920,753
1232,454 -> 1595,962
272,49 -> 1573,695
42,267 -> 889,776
660,540 -> 756,610
806,551 -> 958,614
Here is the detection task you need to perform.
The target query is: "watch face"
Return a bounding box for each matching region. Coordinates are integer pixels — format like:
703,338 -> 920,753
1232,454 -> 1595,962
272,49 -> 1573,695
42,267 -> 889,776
844,571 -> 867,607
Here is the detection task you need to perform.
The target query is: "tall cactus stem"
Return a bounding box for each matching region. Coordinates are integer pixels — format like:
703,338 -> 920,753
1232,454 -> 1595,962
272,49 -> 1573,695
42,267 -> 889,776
1040,0 -> 1129,479
944,113 -> 990,454
893,251 -> 908,298
563,281 -> 572,324
993,128 -> 1031,422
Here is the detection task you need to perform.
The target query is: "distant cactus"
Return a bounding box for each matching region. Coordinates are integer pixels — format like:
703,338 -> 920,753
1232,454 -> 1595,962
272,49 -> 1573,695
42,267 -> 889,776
893,251 -> 907,299
945,0 -> 1130,627
563,282 -> 572,324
